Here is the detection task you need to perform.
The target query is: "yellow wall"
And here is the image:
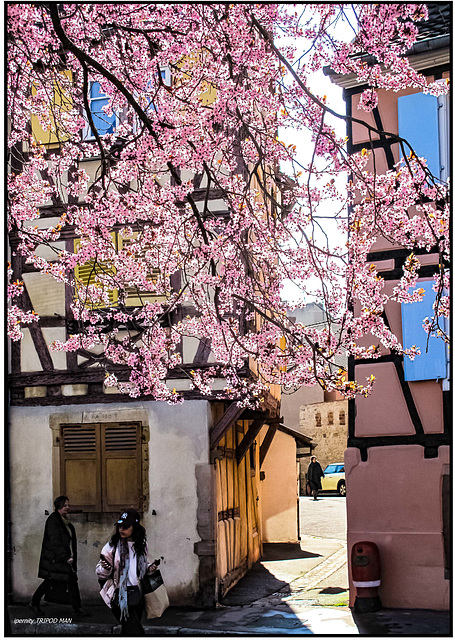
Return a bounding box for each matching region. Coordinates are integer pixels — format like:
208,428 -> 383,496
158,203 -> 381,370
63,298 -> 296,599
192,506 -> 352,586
260,429 -> 298,542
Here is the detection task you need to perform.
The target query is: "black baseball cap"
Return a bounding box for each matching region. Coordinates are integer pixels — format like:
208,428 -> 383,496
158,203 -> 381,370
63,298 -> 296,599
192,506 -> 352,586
117,508 -> 140,527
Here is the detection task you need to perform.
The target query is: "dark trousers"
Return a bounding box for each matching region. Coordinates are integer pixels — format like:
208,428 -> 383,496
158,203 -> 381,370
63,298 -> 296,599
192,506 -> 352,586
31,572 -> 82,611
112,600 -> 145,636
309,481 -> 320,499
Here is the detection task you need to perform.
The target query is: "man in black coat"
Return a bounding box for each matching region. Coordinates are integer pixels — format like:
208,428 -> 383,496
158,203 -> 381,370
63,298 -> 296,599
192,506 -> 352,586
30,496 -> 86,615
307,456 -> 325,500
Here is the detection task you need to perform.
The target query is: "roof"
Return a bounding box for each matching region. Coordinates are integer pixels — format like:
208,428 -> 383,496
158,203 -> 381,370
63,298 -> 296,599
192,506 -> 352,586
413,3 -> 451,42
324,2 -> 451,87
278,424 -> 313,447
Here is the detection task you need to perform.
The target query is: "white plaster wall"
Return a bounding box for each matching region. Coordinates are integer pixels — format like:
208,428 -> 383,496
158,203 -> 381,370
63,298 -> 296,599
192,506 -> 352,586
9,400 -> 211,604
20,327 -> 67,371
22,273 -> 66,317
43,329 -> 68,370
260,430 -> 298,543
20,329 -> 43,372
9,407 -> 54,600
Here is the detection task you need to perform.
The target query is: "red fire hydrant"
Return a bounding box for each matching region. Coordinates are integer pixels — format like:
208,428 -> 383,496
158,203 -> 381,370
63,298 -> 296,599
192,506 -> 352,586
351,541 -> 382,613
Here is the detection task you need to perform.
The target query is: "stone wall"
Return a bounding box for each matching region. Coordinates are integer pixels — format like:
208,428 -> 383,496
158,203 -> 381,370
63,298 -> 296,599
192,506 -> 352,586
299,399 -> 348,472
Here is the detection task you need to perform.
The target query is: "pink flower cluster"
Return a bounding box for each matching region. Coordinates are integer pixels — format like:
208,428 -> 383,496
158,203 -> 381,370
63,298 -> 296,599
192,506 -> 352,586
7,4 -> 449,402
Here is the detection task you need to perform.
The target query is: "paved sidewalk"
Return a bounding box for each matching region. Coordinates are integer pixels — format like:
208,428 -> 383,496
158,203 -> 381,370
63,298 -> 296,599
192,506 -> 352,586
7,601 -> 451,636
7,538 -> 451,635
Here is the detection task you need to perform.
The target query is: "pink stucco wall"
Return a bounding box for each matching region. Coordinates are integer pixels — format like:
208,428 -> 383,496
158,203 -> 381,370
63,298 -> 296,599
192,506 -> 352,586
346,58 -> 449,612
345,446 -> 449,610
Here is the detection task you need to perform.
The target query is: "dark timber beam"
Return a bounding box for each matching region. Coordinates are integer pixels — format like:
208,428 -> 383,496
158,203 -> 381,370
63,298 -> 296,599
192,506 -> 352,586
210,402 -> 245,449
193,338 -> 212,365
236,418 -> 266,463
22,285 -> 54,371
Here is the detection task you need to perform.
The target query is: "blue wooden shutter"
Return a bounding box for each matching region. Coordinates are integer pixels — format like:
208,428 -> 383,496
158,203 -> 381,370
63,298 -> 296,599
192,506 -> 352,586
398,93 -> 440,178
401,281 -> 447,381
89,82 -> 116,136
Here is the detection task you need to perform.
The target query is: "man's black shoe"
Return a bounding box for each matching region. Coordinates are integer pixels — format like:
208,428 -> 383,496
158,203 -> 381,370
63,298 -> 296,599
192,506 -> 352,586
72,609 -> 90,617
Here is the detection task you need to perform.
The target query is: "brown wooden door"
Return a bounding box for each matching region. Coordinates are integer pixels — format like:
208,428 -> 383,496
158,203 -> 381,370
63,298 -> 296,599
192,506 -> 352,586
215,420 -> 261,597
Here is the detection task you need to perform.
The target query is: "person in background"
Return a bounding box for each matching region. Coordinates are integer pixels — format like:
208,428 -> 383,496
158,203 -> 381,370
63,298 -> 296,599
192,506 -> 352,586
30,495 -> 87,616
307,456 -> 325,500
96,509 -> 157,636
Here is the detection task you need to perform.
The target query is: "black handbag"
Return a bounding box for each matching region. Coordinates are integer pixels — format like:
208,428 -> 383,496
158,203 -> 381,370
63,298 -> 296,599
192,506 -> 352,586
44,581 -> 72,605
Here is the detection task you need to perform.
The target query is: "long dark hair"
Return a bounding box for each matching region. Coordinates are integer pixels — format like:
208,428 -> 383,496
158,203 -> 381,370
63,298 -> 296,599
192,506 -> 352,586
110,522 -> 147,557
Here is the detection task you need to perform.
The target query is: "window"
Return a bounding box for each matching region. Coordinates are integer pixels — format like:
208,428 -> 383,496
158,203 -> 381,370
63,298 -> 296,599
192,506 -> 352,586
84,81 -> 117,140
328,411 -> 334,425
83,69 -> 172,140
398,89 -> 450,181
119,232 -> 165,307
134,67 -> 171,123
401,281 -> 448,381
339,410 -> 346,425
31,71 -> 73,146
74,232 -> 167,309
324,464 -> 344,474
74,233 -> 118,308
159,67 -> 171,87
60,422 -> 142,512
315,412 -> 322,427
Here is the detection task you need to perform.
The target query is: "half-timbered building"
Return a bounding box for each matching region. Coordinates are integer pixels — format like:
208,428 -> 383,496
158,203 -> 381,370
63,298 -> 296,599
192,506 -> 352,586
7,65 -> 295,606
327,2 -> 450,610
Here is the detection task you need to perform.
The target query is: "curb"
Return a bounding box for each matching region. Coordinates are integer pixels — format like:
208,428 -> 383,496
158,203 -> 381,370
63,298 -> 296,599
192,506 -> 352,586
10,622 -> 258,636
10,622 -> 118,636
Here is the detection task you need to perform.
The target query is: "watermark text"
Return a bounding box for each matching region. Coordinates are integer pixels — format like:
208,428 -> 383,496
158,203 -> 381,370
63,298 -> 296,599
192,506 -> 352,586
13,617 -> 73,624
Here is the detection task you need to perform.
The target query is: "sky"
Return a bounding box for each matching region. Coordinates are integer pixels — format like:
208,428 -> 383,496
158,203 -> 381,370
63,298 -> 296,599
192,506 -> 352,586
277,6 -> 354,306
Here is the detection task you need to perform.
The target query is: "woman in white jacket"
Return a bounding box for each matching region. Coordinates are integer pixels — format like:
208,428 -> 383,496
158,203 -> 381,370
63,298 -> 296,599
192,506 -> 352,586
96,509 -> 156,636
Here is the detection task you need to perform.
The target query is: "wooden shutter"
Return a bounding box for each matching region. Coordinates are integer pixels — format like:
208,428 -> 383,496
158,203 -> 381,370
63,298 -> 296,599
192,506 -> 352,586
74,234 -> 118,307
401,281 -> 447,381
31,70 -> 73,146
101,422 -> 142,511
60,424 -> 102,511
88,81 -> 116,137
398,92 -> 440,178
118,233 -> 166,307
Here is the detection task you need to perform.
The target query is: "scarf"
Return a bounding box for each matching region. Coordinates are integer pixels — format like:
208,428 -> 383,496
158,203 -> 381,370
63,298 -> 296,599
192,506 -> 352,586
117,538 -> 148,621
61,515 -> 72,534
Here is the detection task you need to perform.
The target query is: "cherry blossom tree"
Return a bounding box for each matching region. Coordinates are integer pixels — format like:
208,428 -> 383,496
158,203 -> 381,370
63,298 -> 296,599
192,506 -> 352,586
7,3 -> 449,405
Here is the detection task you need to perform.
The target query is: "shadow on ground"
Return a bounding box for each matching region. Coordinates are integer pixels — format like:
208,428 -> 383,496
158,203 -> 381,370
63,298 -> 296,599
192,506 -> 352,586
220,543 -> 321,606
352,608 -> 451,636
263,543 -> 321,561
319,587 -> 346,595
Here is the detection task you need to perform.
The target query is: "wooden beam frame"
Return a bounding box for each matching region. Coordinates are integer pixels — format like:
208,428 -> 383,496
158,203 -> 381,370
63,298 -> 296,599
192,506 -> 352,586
259,424 -> 278,468
209,402 -> 244,449
22,285 -> 54,371
236,418 -> 266,463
